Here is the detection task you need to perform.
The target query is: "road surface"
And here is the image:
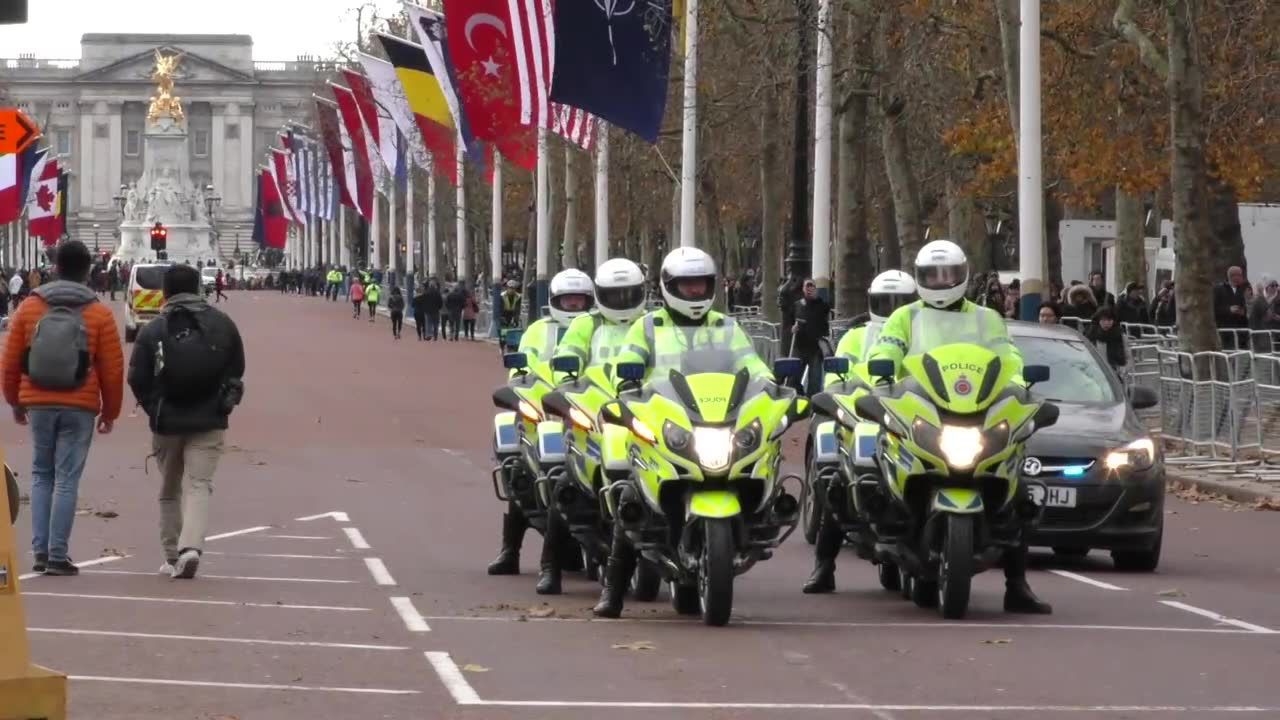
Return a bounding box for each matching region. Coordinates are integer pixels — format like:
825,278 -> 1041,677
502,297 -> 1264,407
8,291 -> 1278,719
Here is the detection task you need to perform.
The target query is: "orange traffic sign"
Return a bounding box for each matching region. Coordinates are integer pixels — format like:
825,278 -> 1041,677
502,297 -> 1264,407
0,109 -> 39,155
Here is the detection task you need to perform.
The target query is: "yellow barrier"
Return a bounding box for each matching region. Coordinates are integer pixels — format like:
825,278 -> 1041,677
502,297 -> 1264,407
0,459 -> 67,720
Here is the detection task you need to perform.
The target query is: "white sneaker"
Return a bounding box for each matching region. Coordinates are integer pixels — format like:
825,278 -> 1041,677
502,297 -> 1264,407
172,549 -> 201,580
159,561 -> 176,576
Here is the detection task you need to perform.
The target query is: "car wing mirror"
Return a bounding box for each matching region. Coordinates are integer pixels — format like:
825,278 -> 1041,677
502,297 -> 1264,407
1129,385 -> 1159,410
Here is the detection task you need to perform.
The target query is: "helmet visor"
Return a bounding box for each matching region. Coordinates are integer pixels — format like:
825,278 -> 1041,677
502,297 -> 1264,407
916,264 -> 966,292
665,276 -> 715,303
551,293 -> 594,313
868,292 -> 915,318
597,285 -> 645,311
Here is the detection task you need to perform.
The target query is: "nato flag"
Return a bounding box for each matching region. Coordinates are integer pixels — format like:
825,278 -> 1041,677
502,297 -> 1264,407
549,0 -> 673,144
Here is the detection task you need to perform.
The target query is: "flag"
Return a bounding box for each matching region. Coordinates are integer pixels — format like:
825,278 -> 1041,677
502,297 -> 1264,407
358,51 -> 430,170
27,155 -> 60,242
283,131 -> 311,224
0,154 -> 21,225
341,69 -> 388,190
439,0 -> 538,170
377,33 -> 458,186
271,148 -> 304,225
349,61 -> 405,183
552,104 -> 598,151
54,169 -> 67,243
331,83 -> 376,218
316,99 -> 356,210
404,6 -> 482,157
549,0 -> 673,143
260,166 -> 288,249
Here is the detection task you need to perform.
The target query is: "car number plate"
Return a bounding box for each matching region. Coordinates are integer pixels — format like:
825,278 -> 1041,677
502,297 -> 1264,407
1029,486 -> 1077,508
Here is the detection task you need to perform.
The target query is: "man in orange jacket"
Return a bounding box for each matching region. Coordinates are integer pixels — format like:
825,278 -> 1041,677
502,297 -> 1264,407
3,240 -> 124,576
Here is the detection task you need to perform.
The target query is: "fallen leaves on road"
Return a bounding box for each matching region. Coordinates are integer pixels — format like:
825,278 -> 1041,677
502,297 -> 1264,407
1253,497 -> 1280,511
527,605 -> 556,618
981,638 -> 1012,645
93,510 -> 119,519
1157,588 -> 1187,598
100,548 -> 126,558
461,664 -> 489,673
611,640 -> 656,652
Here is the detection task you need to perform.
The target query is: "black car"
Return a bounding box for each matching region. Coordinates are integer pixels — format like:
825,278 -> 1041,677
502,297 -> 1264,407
1011,322 -> 1165,571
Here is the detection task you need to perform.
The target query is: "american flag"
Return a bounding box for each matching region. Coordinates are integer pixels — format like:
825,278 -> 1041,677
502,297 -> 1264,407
510,0 -> 557,129
551,104 -> 598,151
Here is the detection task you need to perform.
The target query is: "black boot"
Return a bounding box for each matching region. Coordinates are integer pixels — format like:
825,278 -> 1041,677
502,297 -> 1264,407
486,508 -> 527,575
802,512 -> 841,594
592,538 -> 636,619
1003,545 -> 1053,614
536,513 -> 565,595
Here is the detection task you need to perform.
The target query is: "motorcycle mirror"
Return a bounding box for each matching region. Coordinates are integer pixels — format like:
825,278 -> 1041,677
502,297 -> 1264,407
503,352 -> 529,371
854,394 -> 886,423
600,401 -> 626,426
867,359 -> 896,382
542,390 -> 572,419
551,355 -> 582,375
501,329 -> 524,351
492,385 -> 523,412
1023,364 -> 1051,386
1032,402 -> 1060,430
772,357 -> 805,381
822,357 -> 850,377
616,362 -> 646,382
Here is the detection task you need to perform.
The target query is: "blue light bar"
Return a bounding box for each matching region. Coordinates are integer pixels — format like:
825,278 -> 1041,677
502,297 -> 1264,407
1062,465 -> 1087,477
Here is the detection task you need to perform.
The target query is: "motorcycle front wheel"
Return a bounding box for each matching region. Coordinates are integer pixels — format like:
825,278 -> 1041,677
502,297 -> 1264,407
630,557 -> 662,601
699,518 -> 735,627
937,514 -> 975,619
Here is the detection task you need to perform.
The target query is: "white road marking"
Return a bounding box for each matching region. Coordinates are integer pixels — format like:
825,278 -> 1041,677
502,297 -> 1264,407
23,591 -> 369,612
390,596 -> 431,632
19,553 -> 128,581
84,570 -> 355,584
342,527 -> 371,550
71,675 -> 419,695
416,615 -> 1260,635
265,535 -> 331,540
1159,601 -> 1277,634
204,551 -> 348,560
424,651 -> 482,705
32,627 -> 407,650
454,700 -> 1279,712
296,511 -> 350,522
364,558 -> 396,586
1047,569 -> 1129,591
205,525 -> 272,541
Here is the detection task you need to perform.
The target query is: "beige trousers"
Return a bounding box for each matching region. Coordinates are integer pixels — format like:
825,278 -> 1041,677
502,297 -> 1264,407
154,429 -> 224,560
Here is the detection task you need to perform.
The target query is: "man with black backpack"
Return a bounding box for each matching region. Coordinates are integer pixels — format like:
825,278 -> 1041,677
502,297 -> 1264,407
128,264 -> 245,580
3,241 -> 124,576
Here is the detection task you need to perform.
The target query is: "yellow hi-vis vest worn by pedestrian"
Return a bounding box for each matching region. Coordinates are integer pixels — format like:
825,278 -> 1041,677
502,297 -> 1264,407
869,299 -> 1022,380
366,283 -> 381,304
616,308 -> 771,383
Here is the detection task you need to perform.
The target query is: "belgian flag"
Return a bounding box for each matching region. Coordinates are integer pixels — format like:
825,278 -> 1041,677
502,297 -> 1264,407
376,33 -> 458,186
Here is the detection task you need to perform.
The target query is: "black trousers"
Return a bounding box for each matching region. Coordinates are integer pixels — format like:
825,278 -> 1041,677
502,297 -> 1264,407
391,311 -> 404,337
414,312 -> 427,339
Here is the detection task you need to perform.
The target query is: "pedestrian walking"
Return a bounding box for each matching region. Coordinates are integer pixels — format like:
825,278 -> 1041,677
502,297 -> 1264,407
445,283 -> 465,341
388,286 -> 406,340
366,278 -> 381,323
350,278 -> 365,319
423,280 -> 444,340
2,241 -> 124,576
412,282 -> 428,341
127,264 -> 246,579
214,269 -> 229,303
462,287 -> 479,340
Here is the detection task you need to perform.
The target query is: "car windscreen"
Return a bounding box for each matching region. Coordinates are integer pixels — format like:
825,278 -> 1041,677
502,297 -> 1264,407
202,268 -> 217,278
133,266 -> 167,290
1013,335 -> 1118,404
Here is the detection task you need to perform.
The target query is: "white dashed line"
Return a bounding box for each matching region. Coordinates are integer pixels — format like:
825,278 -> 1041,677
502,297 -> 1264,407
424,651 -> 482,705
296,511 -> 351,522
264,535 -> 331,540
364,557 -> 396,586
31,627 -> 407,650
1159,601 -> 1277,634
84,570 -> 355,584
203,551 -> 348,560
205,525 -> 272,541
390,596 -> 431,632
1047,569 -> 1129,591
72,675 -> 419,695
23,591 -> 369,612
342,527 -> 371,550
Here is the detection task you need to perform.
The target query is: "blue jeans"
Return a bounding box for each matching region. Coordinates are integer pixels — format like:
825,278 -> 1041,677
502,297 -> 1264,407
28,408 -> 96,562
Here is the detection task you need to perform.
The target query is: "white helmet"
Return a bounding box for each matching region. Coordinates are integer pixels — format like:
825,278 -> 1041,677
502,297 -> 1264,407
548,268 -> 595,325
914,240 -> 969,309
594,258 -> 647,325
660,247 -> 717,321
868,270 -> 917,321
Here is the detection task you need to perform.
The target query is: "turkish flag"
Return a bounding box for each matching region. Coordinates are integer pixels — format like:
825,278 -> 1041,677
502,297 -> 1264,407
442,0 -> 536,171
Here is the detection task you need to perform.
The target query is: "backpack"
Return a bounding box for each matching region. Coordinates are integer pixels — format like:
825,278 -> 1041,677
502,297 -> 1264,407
25,302 -> 92,391
157,305 -> 230,403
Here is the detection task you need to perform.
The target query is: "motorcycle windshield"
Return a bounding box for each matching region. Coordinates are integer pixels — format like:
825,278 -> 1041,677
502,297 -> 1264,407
649,318 -> 760,378
901,343 -> 1017,416
646,371 -> 770,425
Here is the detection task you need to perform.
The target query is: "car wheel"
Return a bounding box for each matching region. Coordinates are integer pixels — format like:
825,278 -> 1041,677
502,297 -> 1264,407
1053,547 -> 1090,558
1112,531 -> 1162,572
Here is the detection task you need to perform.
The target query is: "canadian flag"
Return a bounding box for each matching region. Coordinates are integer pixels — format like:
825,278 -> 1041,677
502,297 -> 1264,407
27,154 -> 60,242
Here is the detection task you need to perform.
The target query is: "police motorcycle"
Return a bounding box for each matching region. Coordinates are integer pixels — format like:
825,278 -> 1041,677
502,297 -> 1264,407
811,345 -> 1058,619
596,350 -> 811,626
490,333 -> 559,538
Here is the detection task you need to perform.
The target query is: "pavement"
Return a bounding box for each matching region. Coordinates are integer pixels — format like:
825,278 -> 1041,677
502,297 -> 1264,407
5,290 -> 1279,719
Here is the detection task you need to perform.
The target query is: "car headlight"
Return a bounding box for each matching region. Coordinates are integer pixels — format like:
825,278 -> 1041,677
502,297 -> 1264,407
1105,437 -> 1155,470
693,426 -> 733,472
938,425 -> 984,470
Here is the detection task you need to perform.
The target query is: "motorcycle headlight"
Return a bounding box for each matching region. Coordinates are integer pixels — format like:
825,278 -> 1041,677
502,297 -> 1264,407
938,425 -> 984,470
631,417 -> 658,445
693,426 -> 733,472
1105,437 -> 1155,471
518,400 -> 542,423
568,406 -> 595,432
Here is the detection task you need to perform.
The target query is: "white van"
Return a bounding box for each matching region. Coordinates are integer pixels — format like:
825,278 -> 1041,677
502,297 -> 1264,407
124,263 -> 170,343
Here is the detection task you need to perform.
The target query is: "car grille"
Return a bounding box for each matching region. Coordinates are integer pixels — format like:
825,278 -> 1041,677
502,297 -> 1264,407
1024,456 -> 1097,478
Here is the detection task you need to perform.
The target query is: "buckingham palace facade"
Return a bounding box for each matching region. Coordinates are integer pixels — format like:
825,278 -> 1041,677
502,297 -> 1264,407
2,33 -> 333,257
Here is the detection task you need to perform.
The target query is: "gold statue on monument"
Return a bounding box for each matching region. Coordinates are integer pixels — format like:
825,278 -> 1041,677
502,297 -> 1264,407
147,50 -> 185,124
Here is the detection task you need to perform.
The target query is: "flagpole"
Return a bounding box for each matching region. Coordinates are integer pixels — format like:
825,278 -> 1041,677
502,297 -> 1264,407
536,127 -> 550,315
389,176 -> 399,277
427,167 -> 438,276
406,166 -> 416,279
810,0 -> 833,300
490,153 -> 503,339
339,206 -> 349,268
456,139 -> 468,284
679,0 -> 699,248
371,187 -> 382,271
595,125 -> 610,269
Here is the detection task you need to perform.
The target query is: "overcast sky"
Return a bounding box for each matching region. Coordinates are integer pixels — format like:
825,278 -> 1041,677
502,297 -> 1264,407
0,0 -> 406,61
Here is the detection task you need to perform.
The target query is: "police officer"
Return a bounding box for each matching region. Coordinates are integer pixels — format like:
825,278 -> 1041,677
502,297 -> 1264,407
500,280 -> 523,330
487,269 -> 596,576
592,248 -> 771,618
531,259 -> 649,595
803,269 -> 917,594
868,239 -> 1051,614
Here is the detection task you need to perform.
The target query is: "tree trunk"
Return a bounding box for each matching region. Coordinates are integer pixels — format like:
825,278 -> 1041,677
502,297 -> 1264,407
1045,190 -> 1064,291
947,172 -> 987,272
1166,0 -> 1219,352
878,193 -> 902,272
994,0 -> 1020,136
788,0 -> 815,279
877,11 -> 925,263
1116,187 -> 1145,298
562,146 -> 579,269
1207,176 -> 1246,280
547,148 -> 563,275
834,28 -> 871,318
760,94 -> 785,322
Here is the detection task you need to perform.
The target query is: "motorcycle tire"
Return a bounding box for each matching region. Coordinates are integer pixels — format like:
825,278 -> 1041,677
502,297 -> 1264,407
802,455 -> 821,545
911,577 -> 938,609
898,567 -> 913,600
630,558 -> 662,602
878,561 -> 901,592
699,518 -> 735,627
671,581 -> 700,615
937,514 -> 974,620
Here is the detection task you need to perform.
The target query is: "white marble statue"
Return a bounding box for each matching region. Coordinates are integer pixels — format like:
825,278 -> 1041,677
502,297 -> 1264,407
192,185 -> 208,223
145,183 -> 179,222
123,182 -> 141,223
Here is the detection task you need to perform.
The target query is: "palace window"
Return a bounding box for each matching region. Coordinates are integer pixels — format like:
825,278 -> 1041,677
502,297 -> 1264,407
55,130 -> 71,155
194,129 -> 210,157
125,129 -> 141,157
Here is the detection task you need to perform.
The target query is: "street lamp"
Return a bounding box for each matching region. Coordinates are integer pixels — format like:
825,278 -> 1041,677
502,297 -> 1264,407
112,184 -> 127,217
204,184 -> 222,261
92,223 -> 100,253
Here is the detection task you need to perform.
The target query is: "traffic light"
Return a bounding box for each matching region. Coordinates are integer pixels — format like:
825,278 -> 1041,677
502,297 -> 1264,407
150,222 -> 168,256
